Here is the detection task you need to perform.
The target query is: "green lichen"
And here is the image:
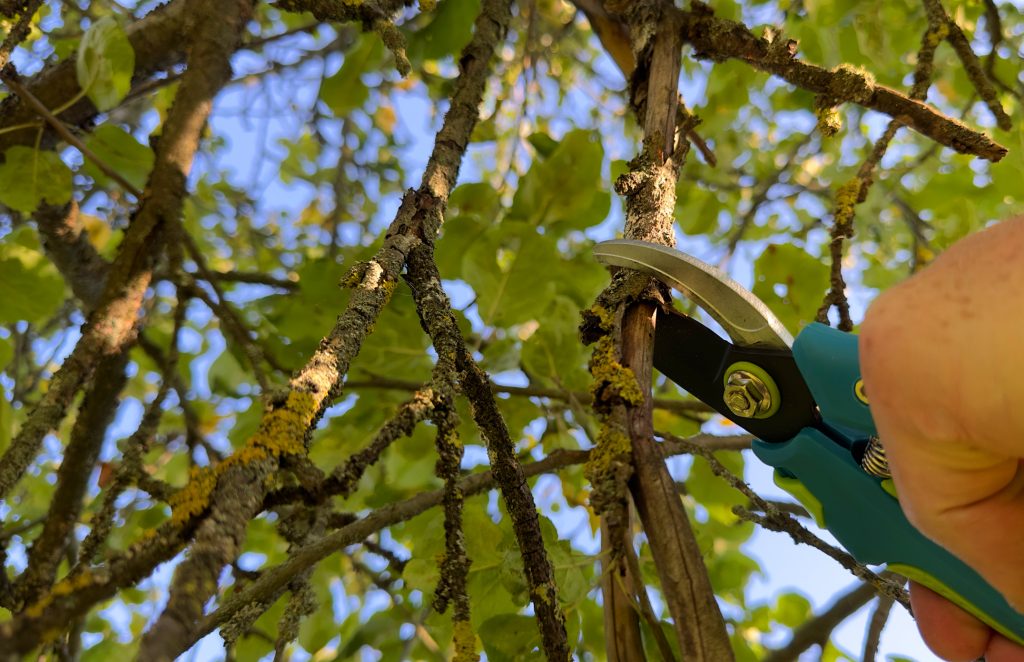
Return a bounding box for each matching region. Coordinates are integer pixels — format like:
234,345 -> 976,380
584,419 -> 633,520
829,64 -> 876,105
340,262 -> 368,289
588,334 -> 644,408
452,618 -> 479,662
815,101 -> 841,137
584,423 -> 632,484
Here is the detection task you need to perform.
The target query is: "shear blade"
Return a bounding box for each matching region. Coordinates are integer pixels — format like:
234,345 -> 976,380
593,239 -> 793,350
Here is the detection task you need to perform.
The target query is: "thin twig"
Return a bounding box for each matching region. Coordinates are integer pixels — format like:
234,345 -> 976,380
658,431 -> 910,610
761,580 -> 883,662
0,73 -> 144,198
346,374 -> 714,416
862,595 -> 895,662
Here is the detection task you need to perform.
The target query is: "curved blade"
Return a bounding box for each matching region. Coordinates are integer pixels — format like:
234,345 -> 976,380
593,239 -> 793,350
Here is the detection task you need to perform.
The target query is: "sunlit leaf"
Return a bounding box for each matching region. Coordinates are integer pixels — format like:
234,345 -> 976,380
0,146 -> 72,213
76,17 -> 135,111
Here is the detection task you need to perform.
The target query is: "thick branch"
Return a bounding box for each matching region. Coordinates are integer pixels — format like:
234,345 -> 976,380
136,0 -> 514,656
194,432 -> 748,645
0,0 -> 240,505
606,3 -> 732,659
600,516 -> 645,662
677,6 -> 1007,161
15,354 -> 128,604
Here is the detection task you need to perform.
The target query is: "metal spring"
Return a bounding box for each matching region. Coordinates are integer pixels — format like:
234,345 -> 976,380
860,436 -> 891,478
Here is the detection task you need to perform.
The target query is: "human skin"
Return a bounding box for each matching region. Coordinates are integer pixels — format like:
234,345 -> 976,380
859,218 -> 1024,661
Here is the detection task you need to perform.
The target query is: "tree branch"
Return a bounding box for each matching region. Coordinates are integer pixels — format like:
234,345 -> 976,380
345,374 -> 714,416
922,0 -> 1012,130
135,0 -> 514,657
676,5 -> 1006,161
0,0 -> 244,506
761,580 -> 880,662
862,595 -> 895,662
0,0 -> 43,71
0,0 -> 190,151
193,431 -> 750,647
405,244 -> 569,659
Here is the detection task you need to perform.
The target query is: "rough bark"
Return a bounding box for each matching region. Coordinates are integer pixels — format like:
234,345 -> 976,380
607,3 -> 733,659
137,0 -> 516,657
0,0 -> 245,506
406,245 -> 570,660
675,5 -> 1006,161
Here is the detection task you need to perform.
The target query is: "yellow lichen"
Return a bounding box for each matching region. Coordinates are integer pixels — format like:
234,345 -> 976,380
926,21 -> 950,47
452,619 -> 479,662
169,391 -> 319,526
340,262 -> 367,289
246,390 -> 317,458
833,178 -> 862,228
589,303 -> 614,331
583,423 -> 631,483
24,570 -> 95,619
167,466 -> 219,526
588,335 -> 644,407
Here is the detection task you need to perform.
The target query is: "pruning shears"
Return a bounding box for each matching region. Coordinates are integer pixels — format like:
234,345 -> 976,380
593,238 -> 1024,644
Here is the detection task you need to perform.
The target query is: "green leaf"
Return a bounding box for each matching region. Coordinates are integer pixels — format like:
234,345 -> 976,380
708,549 -> 761,603
686,451 -> 746,513
82,125 -> 154,190
463,228 -> 558,327
521,295 -> 591,391
752,243 -> 829,334
320,35 -> 383,115
0,146 -> 73,213
299,602 -> 338,654
407,0 -> 480,62
676,186 -> 721,236
76,17 -> 135,112
208,348 -> 247,394
775,592 -> 813,627
0,227 -> 66,324
479,614 -> 542,662
508,129 -> 609,233
0,336 -> 11,368
527,132 -> 559,158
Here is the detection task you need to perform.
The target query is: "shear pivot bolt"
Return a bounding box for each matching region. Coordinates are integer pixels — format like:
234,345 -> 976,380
723,370 -> 773,418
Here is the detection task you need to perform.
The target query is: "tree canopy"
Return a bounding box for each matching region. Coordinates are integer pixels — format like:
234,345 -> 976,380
0,0 -> 1018,660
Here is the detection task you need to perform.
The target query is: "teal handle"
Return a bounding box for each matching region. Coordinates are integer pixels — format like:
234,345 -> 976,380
751,323 -> 1024,643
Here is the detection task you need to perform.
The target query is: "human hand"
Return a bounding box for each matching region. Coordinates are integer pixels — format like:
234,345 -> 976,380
860,218 -> 1024,661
